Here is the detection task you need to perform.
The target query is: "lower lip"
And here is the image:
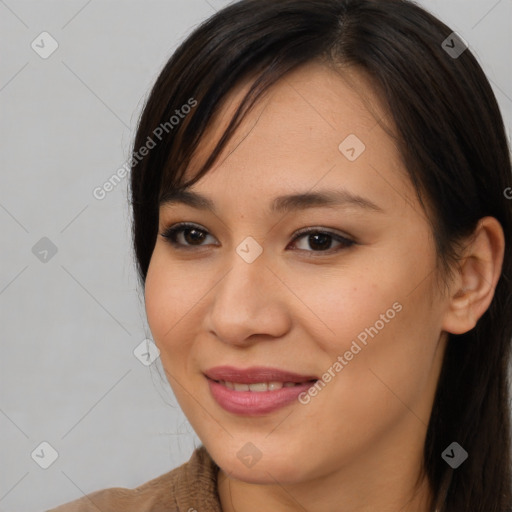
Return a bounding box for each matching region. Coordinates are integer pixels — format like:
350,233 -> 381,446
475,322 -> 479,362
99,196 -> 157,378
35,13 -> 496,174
207,378 -> 316,415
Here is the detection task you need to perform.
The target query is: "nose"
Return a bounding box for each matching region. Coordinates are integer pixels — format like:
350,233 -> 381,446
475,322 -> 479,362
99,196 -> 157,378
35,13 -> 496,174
204,248 -> 292,347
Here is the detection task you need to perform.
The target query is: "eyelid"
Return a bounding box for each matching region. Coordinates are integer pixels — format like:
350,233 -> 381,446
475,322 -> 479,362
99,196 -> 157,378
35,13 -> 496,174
290,225 -> 354,242
160,222 -> 217,249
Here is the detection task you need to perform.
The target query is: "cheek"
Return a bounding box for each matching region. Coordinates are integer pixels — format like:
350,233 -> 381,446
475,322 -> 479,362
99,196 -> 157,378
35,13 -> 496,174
145,262 -> 171,342
298,251 -> 441,395
144,256 -> 194,353
286,262 -> 401,352
144,252 -> 221,378
320,278 -> 441,426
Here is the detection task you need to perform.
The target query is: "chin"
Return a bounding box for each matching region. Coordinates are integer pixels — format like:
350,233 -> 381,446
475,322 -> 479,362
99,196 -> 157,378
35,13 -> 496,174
205,440 -> 311,485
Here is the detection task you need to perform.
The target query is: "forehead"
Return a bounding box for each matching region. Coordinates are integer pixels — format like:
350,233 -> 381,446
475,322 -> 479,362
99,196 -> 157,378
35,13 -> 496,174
173,61 -> 410,214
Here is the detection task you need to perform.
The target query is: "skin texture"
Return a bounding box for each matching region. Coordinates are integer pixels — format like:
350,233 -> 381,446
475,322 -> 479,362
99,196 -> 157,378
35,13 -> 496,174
144,62 -> 504,512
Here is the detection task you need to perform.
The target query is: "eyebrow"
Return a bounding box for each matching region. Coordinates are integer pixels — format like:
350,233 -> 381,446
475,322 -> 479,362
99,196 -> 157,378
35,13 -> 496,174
159,188 -> 384,214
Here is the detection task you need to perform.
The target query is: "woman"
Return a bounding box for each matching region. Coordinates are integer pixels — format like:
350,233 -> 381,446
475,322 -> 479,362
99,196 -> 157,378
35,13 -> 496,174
48,0 -> 512,510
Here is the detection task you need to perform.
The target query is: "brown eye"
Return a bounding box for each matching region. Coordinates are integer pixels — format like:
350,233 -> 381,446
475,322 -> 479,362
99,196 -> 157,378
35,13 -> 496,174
160,223 -> 216,248
181,227 -> 207,245
289,229 -> 355,253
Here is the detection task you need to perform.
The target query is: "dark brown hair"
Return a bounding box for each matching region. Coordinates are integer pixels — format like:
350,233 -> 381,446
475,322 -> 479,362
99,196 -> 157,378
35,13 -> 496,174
129,1 -> 512,510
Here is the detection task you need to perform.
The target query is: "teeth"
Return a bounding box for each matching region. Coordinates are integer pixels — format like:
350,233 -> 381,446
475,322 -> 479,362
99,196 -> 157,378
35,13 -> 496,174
220,381 -> 298,391
247,382 -> 266,391
233,383 -> 250,391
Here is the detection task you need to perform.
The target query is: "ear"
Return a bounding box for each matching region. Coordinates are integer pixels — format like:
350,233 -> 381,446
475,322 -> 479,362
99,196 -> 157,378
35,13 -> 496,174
441,217 -> 505,335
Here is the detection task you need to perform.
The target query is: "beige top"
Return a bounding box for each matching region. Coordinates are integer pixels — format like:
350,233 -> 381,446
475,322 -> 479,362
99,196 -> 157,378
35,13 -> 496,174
46,446 -> 222,512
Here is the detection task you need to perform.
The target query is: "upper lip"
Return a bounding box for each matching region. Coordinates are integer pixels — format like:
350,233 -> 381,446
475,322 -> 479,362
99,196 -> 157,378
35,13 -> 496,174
204,366 -> 318,384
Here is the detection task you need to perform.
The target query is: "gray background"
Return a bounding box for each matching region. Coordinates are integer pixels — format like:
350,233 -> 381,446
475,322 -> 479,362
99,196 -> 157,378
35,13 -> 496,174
1,1 -> 510,510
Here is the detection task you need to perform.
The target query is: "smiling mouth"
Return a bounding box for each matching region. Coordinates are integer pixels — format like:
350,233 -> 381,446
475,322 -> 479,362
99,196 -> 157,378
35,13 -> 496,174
213,380 -> 317,391
205,367 -> 319,415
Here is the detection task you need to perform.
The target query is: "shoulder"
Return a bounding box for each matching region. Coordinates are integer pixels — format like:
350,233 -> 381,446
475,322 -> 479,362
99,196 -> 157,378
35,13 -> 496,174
46,446 -> 221,512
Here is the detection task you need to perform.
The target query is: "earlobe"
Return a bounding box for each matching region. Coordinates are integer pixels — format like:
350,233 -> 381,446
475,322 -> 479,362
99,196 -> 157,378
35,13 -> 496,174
441,217 -> 505,335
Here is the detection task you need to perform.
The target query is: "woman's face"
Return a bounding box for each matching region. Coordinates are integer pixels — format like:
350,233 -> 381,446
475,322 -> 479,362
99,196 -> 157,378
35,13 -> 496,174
145,62 -> 450,489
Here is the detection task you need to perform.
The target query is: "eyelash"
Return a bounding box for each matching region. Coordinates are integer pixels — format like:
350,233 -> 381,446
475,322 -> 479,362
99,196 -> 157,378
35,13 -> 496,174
159,222 -> 356,255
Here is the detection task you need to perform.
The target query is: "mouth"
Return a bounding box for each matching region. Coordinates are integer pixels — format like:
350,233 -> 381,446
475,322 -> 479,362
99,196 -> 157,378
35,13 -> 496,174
212,380 -> 313,391
204,366 -> 318,415
204,365 -> 318,384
